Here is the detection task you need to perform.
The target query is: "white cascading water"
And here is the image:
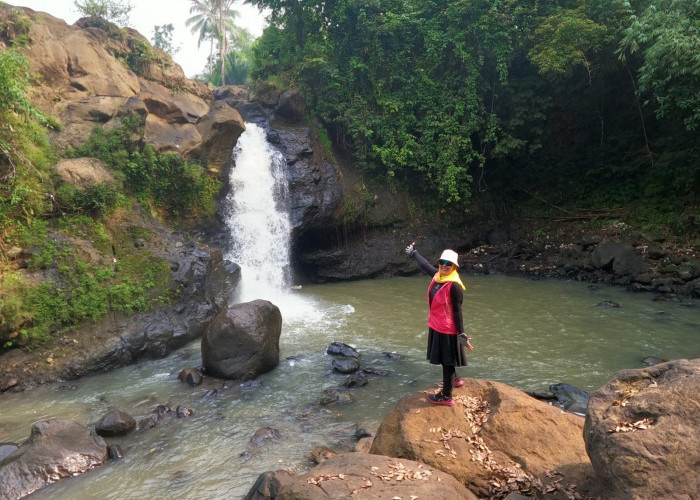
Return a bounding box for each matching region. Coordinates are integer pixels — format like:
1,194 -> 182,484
223,122 -> 311,319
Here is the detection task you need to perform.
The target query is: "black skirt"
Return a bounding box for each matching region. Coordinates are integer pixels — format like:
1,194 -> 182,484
427,328 -> 468,366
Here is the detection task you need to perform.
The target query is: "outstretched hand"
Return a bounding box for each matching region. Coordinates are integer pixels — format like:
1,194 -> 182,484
405,241 -> 416,256
460,332 -> 475,351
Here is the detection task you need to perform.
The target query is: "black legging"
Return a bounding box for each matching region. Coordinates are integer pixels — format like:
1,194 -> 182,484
442,364 -> 456,397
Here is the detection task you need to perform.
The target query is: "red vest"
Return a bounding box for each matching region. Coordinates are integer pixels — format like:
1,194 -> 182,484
427,280 -> 458,334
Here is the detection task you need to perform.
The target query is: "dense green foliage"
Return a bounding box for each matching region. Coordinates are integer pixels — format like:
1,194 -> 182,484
0,108 -> 216,350
249,0 -> 699,228
68,116 -> 221,216
0,46 -> 54,246
618,0 -> 700,131
2,217 -> 171,350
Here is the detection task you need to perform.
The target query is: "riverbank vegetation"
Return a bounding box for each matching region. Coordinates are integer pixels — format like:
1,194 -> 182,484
0,8 -> 220,351
248,0 -> 699,232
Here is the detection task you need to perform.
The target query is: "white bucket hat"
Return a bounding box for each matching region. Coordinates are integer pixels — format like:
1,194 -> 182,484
438,249 -> 459,267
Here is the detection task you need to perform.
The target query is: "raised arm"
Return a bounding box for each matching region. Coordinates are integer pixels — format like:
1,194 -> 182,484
405,242 -> 437,276
413,251 -> 438,276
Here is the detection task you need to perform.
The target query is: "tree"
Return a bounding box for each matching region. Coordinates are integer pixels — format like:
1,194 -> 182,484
186,0 -> 241,84
73,0 -> 134,26
152,24 -> 180,56
617,0 -> 700,131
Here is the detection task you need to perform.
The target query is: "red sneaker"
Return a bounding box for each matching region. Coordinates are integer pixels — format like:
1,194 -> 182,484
428,390 -> 454,406
438,378 -> 465,388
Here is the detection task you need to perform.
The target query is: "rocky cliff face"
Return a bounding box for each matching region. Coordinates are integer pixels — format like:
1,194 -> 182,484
2,6 -> 244,168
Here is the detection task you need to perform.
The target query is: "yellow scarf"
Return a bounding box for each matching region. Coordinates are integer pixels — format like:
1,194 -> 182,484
434,268 -> 466,290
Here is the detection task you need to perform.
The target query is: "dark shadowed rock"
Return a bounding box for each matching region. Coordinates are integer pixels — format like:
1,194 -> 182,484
591,242 -> 647,276
108,444 -> 123,460
95,410 -> 136,437
204,249 -> 241,309
549,383 -> 590,415
342,371 -> 368,387
584,359 -> 700,500
201,300 -> 282,380
332,356 -> 361,374
0,419 -> 108,500
176,406 -> 193,418
275,89 -> 305,123
326,342 -> 359,358
178,367 -> 204,386
243,470 -> 295,500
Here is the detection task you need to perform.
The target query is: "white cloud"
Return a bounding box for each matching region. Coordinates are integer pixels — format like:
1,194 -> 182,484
8,0 -> 267,77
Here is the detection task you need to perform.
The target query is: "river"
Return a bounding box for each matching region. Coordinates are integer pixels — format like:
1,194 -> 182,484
0,275 -> 698,499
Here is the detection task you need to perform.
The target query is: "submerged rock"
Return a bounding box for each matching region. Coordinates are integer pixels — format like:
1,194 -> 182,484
319,388 -> 354,405
240,427 -> 281,461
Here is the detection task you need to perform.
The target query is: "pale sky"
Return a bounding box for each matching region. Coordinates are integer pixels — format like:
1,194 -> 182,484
8,0 -> 267,78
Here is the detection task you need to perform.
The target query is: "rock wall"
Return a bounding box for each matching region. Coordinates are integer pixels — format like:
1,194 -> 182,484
1,6 -> 244,169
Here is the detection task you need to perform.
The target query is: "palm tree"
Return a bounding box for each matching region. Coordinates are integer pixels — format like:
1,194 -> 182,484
186,0 -> 240,84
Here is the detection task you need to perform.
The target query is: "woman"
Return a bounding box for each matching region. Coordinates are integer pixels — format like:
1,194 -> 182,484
405,243 -> 474,406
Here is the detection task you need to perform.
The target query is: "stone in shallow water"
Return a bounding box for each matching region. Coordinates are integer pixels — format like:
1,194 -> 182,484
0,418 -> 108,500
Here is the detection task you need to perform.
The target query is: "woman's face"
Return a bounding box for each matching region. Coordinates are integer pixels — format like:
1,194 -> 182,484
438,260 -> 455,273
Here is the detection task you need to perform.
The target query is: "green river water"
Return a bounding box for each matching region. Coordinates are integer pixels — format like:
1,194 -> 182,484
1,275 -> 698,499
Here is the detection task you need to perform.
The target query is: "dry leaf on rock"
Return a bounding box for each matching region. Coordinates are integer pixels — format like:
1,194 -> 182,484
609,417 -> 654,433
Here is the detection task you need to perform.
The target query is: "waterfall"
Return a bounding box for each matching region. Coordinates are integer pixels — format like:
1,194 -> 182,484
223,123 -> 294,306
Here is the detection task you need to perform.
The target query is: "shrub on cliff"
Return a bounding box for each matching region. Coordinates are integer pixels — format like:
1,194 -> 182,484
68,115 -> 221,217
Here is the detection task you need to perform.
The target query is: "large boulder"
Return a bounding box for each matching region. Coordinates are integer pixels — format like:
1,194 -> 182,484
274,89 -> 306,123
54,157 -> 115,189
584,358 -> 700,500
244,452 -> 478,500
370,379 -> 596,499
0,418 -> 108,500
201,300 -> 282,380
194,100 -> 246,167
591,242 -> 647,276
